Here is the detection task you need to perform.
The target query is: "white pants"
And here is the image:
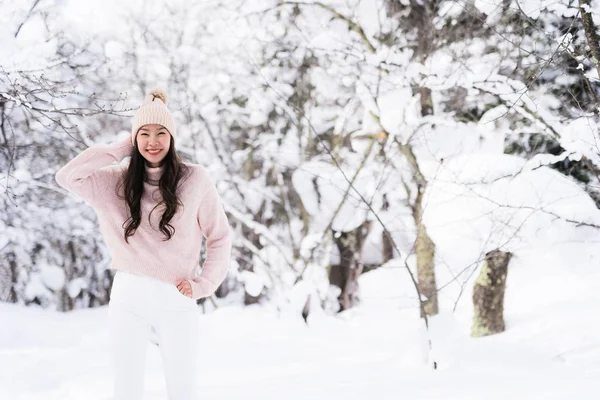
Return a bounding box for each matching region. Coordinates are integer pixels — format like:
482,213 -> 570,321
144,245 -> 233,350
108,270 -> 200,400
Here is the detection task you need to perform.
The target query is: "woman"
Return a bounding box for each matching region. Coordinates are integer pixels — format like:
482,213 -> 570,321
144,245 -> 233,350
55,88 -> 232,400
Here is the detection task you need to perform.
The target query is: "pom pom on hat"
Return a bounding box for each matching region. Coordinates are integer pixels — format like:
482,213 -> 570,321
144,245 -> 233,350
145,87 -> 168,105
131,87 -> 176,146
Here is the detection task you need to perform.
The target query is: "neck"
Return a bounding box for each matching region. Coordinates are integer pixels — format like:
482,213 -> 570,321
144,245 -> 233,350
144,162 -> 165,186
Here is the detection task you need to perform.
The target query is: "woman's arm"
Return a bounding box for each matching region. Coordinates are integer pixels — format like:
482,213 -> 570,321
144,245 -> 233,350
55,135 -> 133,204
189,172 -> 232,300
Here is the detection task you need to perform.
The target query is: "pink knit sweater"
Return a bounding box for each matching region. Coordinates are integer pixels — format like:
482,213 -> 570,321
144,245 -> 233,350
55,135 -> 232,300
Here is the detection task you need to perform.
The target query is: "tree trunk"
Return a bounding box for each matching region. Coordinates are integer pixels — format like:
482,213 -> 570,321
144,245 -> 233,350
414,55 -> 438,317
472,250 -> 512,337
578,0 -> 600,117
398,139 -> 439,318
4,250 -> 18,303
381,194 -> 394,263
241,200 -> 266,305
415,221 -> 438,317
396,111 -> 439,317
329,221 -> 371,311
419,86 -> 434,117
382,230 -> 394,264
579,0 -> 600,84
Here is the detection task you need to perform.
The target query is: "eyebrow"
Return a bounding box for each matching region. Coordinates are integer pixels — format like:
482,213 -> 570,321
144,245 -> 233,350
139,127 -> 167,132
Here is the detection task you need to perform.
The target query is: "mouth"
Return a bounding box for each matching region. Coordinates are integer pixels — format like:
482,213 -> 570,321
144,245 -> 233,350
147,149 -> 162,156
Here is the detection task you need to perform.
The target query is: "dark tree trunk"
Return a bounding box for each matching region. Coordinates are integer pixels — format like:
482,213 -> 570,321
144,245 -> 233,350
5,251 -> 18,303
579,0 -> 600,83
578,0 -> 600,117
472,250 -> 512,337
381,194 -> 394,264
382,230 -> 394,264
329,221 -> 371,311
419,86 -> 434,117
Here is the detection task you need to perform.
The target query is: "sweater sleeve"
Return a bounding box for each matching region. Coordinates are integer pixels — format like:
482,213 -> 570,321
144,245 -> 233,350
189,172 -> 232,300
55,135 -> 133,205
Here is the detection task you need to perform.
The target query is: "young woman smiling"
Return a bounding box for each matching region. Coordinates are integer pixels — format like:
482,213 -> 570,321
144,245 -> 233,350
55,88 -> 232,400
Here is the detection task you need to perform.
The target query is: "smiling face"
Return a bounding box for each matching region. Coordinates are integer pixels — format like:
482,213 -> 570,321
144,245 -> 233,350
135,124 -> 172,167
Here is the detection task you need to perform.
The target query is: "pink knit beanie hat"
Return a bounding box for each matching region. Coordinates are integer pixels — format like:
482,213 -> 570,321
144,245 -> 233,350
131,88 -> 177,146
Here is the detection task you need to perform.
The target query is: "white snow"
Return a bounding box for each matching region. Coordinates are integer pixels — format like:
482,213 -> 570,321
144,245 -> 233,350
40,264 -> 66,291
1,277 -> 599,399
240,270 -> 265,297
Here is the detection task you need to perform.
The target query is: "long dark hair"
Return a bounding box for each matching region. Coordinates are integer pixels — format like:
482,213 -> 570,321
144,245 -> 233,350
117,136 -> 191,243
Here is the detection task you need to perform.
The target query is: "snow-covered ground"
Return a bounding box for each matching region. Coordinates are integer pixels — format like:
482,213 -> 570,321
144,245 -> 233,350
3,1 -> 600,398
2,264 -> 599,400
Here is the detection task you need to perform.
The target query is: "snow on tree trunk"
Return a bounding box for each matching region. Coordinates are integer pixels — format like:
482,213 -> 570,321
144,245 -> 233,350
329,221 -> 371,311
472,250 -> 512,337
239,200 -> 266,305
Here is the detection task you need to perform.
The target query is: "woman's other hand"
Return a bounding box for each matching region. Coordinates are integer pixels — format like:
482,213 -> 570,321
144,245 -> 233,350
175,280 -> 193,298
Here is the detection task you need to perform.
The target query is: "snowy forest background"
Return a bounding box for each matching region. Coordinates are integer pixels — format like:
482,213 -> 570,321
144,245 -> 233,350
2,0 -> 600,397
